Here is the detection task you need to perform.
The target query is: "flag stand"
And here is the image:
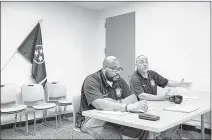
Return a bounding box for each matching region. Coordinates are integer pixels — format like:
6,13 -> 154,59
1,50 -> 18,72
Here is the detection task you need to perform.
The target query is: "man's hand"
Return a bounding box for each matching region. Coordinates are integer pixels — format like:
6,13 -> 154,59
180,78 -> 192,89
127,100 -> 148,113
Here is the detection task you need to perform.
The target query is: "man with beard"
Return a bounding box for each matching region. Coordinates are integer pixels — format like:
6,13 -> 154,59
129,55 -> 192,139
78,56 -> 152,139
130,55 -> 192,101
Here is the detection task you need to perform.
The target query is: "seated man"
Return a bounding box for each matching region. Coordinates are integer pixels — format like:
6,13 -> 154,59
78,56 -> 152,139
130,55 -> 192,139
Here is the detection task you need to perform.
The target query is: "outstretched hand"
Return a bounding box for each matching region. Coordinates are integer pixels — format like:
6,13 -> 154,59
180,78 -> 192,89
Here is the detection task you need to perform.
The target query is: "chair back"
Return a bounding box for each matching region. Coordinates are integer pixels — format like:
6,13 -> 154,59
45,82 -> 67,100
72,95 -> 81,130
21,84 -> 45,104
1,84 -> 17,105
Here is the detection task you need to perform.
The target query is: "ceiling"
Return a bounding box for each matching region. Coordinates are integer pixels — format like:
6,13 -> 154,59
70,2 -> 129,11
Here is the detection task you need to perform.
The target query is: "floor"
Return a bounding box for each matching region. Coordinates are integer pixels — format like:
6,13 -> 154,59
1,117 -> 211,139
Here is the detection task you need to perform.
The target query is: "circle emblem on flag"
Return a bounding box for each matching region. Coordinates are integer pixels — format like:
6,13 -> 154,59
150,79 -> 155,87
33,45 -> 44,64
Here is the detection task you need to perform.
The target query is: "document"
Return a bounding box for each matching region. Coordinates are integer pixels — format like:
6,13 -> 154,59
182,95 -> 199,99
163,105 -> 199,113
96,110 -> 129,116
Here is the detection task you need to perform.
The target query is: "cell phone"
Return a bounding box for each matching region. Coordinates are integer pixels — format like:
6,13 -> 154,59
138,113 -> 160,121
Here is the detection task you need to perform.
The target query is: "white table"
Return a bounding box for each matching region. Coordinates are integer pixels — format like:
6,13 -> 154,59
82,90 -> 210,139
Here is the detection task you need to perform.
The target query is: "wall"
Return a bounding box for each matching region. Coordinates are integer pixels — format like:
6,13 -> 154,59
1,2 -> 101,124
98,2 -> 210,128
98,2 -> 210,91
1,2 -> 101,97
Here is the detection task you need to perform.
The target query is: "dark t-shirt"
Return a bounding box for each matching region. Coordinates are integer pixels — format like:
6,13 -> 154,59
79,70 -> 135,113
129,70 -> 168,96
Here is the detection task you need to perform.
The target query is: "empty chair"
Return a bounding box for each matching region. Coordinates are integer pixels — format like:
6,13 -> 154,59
45,81 -> 72,125
21,84 -> 57,135
71,94 -> 92,139
1,84 -> 28,135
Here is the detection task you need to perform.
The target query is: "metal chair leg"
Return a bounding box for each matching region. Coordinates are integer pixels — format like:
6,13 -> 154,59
19,113 -> 22,127
14,113 -> 17,129
33,109 -> 36,135
25,109 -> 28,135
64,106 -> 67,118
55,106 -> 58,129
42,109 -> 46,125
58,105 -> 62,126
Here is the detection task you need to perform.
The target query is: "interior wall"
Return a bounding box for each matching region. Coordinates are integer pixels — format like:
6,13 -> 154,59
98,2 -> 210,127
98,1 -> 210,92
1,2 -> 100,98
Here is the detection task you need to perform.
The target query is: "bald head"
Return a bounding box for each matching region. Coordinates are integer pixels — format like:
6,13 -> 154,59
102,56 -> 123,82
103,56 -> 121,69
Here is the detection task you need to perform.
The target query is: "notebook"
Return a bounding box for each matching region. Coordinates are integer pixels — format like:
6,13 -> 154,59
163,105 -> 199,113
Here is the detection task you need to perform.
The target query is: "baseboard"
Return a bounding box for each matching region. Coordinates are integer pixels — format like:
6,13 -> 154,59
1,113 -> 73,130
182,124 -> 211,135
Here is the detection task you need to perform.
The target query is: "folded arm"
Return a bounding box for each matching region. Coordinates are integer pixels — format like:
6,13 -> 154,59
92,99 -> 126,111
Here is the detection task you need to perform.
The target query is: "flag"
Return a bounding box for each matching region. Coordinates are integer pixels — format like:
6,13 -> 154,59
18,23 -> 47,86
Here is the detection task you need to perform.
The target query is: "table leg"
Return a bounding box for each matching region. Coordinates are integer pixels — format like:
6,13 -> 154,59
201,114 -> 205,139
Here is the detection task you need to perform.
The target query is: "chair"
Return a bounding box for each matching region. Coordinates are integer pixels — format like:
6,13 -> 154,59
71,94 -> 84,139
1,84 -> 28,135
71,95 -> 93,139
21,84 -> 58,135
45,81 -> 72,126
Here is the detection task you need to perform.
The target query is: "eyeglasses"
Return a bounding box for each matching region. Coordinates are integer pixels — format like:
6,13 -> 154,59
107,66 -> 123,72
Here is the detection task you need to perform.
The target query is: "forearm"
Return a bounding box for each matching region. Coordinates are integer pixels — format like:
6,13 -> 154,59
121,94 -> 138,104
138,93 -> 163,101
92,99 -> 126,112
167,80 -> 181,87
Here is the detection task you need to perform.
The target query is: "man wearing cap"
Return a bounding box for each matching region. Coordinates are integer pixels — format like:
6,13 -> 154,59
78,56 -> 152,139
129,55 -> 192,139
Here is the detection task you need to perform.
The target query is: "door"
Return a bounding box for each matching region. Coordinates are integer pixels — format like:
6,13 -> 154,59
105,12 -> 135,83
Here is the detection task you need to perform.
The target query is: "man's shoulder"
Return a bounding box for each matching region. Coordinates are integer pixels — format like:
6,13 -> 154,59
84,70 -> 101,83
130,71 -> 139,80
148,70 -> 157,75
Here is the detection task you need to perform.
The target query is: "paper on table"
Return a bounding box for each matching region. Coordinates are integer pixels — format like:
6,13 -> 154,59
163,105 -> 199,113
182,95 -> 199,99
96,110 -> 129,116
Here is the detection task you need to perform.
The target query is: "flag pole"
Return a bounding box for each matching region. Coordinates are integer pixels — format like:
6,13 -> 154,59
1,19 -> 43,72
